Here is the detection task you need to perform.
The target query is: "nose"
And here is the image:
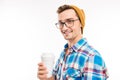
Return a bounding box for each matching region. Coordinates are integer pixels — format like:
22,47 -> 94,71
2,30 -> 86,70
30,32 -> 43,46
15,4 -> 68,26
62,23 -> 68,29
61,24 -> 68,30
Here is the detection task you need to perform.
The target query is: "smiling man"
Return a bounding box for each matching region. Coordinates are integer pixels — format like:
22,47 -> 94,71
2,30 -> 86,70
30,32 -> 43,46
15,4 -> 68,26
37,4 -> 109,80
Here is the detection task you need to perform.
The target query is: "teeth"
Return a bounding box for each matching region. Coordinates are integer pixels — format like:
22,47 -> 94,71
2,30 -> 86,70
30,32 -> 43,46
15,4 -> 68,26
63,31 -> 72,34
63,31 -> 68,34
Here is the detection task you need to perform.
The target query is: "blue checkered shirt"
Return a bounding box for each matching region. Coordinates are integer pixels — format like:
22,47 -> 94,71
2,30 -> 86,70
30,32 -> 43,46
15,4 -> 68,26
52,38 -> 109,80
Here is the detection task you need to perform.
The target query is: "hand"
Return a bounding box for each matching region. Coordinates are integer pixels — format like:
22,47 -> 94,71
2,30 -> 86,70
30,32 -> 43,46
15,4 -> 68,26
37,62 -> 48,80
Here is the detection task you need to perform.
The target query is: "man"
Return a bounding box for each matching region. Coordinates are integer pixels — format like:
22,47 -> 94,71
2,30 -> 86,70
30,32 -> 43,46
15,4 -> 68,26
37,4 -> 109,80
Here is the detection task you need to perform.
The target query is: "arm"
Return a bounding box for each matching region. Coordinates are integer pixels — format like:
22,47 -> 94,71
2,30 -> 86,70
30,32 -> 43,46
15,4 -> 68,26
83,55 -> 109,80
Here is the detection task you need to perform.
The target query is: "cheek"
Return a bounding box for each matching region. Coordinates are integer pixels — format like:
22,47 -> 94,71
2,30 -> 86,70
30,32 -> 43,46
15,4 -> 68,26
60,29 -> 63,34
73,27 -> 81,33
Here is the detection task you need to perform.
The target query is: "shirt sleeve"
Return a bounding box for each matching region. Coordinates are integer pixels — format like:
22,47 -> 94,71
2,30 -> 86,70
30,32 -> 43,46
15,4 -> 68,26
83,54 -> 109,80
52,52 -> 63,76
52,57 -> 60,75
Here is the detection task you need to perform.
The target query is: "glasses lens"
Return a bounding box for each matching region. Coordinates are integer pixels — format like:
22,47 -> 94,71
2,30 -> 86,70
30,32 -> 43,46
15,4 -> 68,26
65,20 -> 74,27
55,23 -> 60,28
55,19 -> 79,29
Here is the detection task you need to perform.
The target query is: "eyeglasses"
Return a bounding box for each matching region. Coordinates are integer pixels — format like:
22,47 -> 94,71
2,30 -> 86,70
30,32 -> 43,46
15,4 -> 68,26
55,19 -> 79,29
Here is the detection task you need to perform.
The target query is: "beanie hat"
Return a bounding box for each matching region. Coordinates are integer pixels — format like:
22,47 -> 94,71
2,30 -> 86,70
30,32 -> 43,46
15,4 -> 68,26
70,5 -> 85,32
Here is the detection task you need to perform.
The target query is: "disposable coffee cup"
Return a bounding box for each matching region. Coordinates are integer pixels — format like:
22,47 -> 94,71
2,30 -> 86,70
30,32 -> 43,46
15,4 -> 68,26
41,53 -> 55,78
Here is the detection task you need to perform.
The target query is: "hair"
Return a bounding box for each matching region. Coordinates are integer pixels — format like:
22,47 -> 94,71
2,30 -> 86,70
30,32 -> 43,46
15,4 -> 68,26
57,4 -> 83,34
57,4 -> 79,18
57,5 -> 72,13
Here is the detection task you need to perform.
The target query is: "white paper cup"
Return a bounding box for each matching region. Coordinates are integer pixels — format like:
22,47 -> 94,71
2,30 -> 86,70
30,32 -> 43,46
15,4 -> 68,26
41,53 -> 55,78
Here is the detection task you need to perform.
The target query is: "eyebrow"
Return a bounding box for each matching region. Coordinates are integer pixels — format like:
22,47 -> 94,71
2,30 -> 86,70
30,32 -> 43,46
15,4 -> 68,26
59,18 -> 75,22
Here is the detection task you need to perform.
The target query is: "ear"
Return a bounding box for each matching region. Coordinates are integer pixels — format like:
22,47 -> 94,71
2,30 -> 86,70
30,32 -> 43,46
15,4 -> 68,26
81,27 -> 83,34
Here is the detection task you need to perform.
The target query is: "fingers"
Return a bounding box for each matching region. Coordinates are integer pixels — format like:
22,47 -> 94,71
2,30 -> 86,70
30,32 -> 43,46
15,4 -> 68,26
37,73 -> 47,79
38,68 -> 48,75
38,63 -> 46,70
37,62 -> 48,80
38,63 -> 48,73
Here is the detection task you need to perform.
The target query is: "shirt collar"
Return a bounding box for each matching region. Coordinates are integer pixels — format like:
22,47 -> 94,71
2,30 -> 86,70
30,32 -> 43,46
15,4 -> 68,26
64,38 -> 87,52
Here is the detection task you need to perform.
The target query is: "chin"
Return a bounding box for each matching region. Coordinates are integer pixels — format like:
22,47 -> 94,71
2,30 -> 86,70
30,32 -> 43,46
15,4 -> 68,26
64,37 -> 71,40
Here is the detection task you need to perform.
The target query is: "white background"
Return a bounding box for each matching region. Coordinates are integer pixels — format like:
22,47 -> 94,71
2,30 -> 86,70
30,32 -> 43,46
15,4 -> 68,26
0,0 -> 120,80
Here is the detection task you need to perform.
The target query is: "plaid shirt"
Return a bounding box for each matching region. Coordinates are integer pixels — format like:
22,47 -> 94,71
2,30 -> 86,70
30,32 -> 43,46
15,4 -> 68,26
53,38 -> 109,80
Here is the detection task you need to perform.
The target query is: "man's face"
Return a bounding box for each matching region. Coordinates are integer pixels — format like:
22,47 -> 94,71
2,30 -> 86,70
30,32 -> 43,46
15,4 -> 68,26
58,9 -> 82,41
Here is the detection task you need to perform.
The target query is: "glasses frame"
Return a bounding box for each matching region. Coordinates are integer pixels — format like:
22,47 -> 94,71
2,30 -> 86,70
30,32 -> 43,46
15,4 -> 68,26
55,19 -> 79,29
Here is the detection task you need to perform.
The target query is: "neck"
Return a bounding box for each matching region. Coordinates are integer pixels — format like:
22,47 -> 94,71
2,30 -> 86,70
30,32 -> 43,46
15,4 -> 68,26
68,35 -> 83,48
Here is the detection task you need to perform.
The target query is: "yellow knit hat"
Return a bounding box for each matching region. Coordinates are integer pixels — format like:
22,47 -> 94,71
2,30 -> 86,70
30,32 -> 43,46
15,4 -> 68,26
70,5 -> 85,33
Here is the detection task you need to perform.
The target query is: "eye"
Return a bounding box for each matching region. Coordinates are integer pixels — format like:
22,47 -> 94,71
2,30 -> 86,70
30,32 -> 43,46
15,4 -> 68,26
66,19 -> 73,24
58,22 -> 65,27
59,22 -> 64,25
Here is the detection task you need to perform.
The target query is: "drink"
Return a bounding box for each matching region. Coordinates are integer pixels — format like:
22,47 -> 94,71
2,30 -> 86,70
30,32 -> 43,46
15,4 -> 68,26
41,53 -> 55,78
